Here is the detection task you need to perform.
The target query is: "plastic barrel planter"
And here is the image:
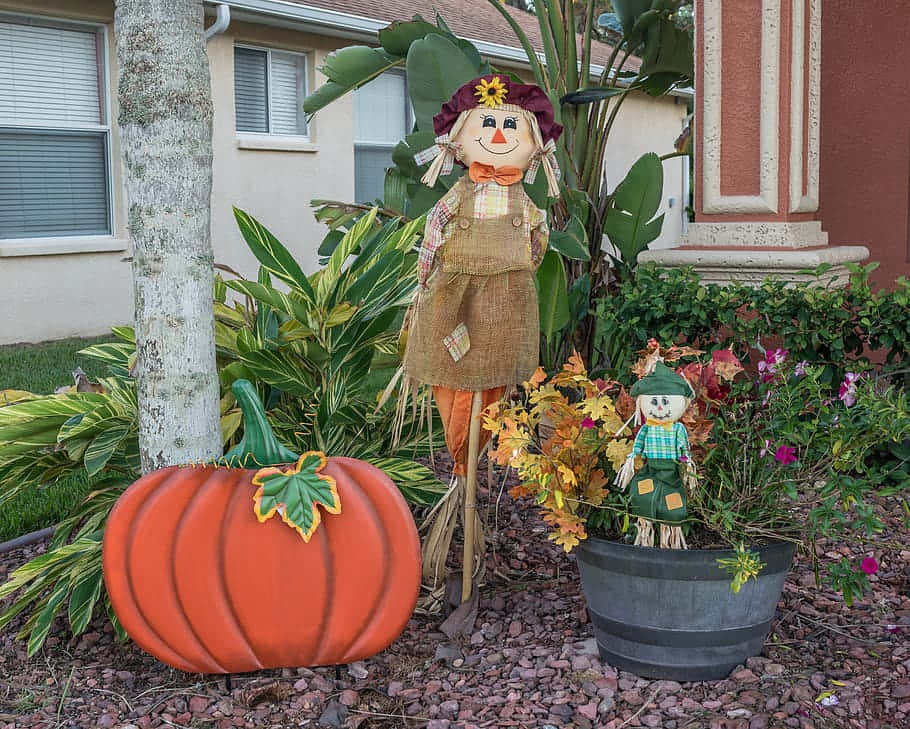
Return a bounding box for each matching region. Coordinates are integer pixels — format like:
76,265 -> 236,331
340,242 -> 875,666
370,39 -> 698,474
575,537 -> 796,681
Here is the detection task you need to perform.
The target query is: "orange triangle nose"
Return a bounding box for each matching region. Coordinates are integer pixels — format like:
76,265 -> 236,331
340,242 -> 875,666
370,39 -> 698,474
490,128 -> 508,144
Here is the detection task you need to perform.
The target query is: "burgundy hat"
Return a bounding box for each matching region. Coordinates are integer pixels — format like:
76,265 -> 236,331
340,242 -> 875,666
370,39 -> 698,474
433,74 -> 563,144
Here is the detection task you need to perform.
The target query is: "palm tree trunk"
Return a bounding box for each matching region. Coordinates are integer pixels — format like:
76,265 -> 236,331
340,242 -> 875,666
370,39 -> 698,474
115,0 -> 221,471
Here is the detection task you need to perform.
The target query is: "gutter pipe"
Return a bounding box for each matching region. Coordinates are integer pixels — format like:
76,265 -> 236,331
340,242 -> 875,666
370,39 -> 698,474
205,3 -> 231,40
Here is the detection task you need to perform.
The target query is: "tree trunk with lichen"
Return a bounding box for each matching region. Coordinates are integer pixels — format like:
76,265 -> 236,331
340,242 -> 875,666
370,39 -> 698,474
115,0 -> 221,472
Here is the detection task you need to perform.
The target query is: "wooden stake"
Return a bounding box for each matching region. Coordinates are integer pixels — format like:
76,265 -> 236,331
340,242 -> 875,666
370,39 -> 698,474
461,390 -> 484,603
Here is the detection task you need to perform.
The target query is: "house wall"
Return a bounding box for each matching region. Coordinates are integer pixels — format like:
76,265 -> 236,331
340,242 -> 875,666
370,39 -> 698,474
607,93 -> 690,251
0,0 -> 131,346
0,1 -> 687,346
819,0 -> 910,287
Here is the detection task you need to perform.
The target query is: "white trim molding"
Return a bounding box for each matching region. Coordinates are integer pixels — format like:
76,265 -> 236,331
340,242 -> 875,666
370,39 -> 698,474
681,220 -> 828,248
638,245 -> 870,288
789,0 -> 821,213
701,0 -> 780,215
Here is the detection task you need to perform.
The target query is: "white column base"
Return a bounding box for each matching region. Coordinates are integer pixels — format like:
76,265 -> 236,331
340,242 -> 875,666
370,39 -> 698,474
637,245 -> 870,287
681,221 -> 828,248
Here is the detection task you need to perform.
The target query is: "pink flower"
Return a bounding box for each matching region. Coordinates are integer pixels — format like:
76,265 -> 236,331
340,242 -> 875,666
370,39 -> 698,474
760,439 -> 774,457
774,445 -> 797,465
839,372 -> 859,407
861,557 -> 878,575
794,360 -> 808,377
581,417 -> 595,429
759,349 -> 788,382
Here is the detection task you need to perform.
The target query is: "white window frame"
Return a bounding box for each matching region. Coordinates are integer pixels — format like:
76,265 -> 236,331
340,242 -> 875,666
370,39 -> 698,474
353,70 -> 413,203
0,12 -> 118,253
234,43 -> 309,141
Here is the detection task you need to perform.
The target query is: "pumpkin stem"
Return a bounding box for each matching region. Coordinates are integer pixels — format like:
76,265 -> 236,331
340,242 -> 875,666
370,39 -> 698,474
221,379 -> 300,467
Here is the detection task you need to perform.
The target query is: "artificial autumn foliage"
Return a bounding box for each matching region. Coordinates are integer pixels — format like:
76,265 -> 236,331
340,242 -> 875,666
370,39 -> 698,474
483,353 -> 633,552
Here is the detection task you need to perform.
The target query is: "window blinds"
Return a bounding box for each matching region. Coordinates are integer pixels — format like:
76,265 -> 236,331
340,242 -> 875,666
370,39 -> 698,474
0,130 -> 109,237
0,21 -> 102,126
0,19 -> 109,239
234,47 -> 268,133
234,46 -> 306,136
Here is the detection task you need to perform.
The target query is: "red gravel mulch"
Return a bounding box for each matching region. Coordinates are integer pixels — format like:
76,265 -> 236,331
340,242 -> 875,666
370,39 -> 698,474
1,458 -> 908,729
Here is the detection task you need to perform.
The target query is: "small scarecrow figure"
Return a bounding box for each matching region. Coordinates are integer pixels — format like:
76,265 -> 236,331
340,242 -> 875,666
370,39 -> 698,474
615,361 -> 697,549
403,75 -> 562,604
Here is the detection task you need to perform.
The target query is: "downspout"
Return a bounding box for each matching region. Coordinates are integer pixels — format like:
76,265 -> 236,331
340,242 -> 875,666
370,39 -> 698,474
205,3 -> 231,40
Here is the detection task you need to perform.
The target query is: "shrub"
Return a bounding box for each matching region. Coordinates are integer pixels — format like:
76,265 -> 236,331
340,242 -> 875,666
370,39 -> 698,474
593,263 -> 910,385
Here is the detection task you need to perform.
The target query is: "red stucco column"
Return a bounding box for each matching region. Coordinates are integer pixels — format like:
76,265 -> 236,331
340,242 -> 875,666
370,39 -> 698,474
640,0 -> 867,285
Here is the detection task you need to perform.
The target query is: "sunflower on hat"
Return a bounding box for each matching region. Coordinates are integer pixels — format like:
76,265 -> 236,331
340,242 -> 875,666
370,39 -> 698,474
475,76 -> 508,108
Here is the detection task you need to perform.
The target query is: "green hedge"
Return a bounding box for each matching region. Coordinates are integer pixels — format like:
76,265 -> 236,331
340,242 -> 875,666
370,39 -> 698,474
593,263 -> 909,383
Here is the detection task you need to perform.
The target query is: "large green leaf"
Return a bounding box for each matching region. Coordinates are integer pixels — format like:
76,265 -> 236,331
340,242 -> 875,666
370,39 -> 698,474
378,17 -> 438,55
225,279 -> 314,328
67,568 -> 103,635
536,249 -> 570,342
238,350 -> 317,397
406,34 -> 482,132
368,456 -> 446,506
233,208 -> 316,304
83,421 -> 131,477
560,87 -> 626,105
548,214 -> 590,261
639,16 -> 694,84
303,46 -> 401,115
604,152 -> 665,267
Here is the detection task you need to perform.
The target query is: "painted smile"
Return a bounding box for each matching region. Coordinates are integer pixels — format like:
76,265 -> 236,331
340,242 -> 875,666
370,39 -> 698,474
476,138 -> 521,155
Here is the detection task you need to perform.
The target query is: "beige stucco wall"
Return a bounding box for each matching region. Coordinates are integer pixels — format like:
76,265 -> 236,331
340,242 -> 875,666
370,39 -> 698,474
0,1 -> 688,346
0,0 -> 131,346
208,21 -> 354,278
606,92 -> 690,251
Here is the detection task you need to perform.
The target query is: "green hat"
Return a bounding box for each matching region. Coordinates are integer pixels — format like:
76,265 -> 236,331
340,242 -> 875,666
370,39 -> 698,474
630,361 -> 695,398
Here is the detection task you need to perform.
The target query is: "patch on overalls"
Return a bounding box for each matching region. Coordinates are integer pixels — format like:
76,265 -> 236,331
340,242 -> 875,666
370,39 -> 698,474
637,479 -> 654,495
665,492 -> 684,511
443,322 -> 470,362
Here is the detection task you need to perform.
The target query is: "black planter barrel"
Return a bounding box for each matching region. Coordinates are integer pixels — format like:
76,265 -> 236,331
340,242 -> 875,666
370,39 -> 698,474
576,536 -> 796,681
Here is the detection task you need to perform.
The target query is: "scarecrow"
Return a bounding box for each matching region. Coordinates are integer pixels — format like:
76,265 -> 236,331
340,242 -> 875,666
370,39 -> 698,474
402,75 -> 562,604
615,361 -> 697,549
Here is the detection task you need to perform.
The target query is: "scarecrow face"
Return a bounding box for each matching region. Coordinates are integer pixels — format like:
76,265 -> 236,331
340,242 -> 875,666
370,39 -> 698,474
638,394 -> 689,424
454,107 -> 536,172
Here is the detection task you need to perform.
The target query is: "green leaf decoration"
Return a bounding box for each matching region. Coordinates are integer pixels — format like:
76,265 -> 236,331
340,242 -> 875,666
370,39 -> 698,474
252,452 -> 341,542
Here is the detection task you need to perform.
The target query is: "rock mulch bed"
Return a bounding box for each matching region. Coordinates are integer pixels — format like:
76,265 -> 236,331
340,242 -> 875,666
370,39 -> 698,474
1,460 -> 908,729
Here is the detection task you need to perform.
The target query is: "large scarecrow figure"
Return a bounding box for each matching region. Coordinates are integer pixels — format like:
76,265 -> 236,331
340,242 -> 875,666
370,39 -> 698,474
404,75 -> 562,604
616,362 -> 697,549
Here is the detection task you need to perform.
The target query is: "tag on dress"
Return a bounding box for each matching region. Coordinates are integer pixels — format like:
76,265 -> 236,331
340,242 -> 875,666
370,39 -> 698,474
443,322 -> 470,362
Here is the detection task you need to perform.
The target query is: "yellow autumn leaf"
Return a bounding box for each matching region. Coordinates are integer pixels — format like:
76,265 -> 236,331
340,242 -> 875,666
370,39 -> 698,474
580,395 -> 615,421
606,439 -> 634,471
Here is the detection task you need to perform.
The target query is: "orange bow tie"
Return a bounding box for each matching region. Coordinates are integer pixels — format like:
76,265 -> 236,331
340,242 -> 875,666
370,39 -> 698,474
468,162 -> 523,186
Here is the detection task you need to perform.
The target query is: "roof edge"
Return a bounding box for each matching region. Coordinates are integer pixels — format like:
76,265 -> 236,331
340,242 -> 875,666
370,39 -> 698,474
210,0 -> 693,99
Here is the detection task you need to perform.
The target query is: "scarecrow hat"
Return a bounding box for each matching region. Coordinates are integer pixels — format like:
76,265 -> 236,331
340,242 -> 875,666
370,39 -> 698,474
433,74 -> 563,144
417,74 -> 563,196
630,361 -> 695,399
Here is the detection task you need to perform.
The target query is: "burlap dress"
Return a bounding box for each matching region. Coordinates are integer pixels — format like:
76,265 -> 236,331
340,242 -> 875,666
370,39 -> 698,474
404,179 -> 547,391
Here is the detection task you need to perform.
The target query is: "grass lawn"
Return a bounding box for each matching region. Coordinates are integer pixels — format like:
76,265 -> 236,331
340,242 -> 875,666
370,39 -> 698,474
0,335 -> 112,543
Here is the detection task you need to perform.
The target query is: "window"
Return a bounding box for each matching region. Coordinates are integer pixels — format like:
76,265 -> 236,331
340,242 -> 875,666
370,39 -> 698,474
234,45 -> 307,137
0,16 -> 111,239
353,72 -> 412,204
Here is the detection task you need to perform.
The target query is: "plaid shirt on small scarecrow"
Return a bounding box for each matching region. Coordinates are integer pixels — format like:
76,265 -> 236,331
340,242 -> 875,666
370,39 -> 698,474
631,420 -> 691,462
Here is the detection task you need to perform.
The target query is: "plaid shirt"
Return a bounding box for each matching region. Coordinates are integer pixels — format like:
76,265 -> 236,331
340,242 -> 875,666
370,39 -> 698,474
417,179 -> 548,288
631,421 -> 690,462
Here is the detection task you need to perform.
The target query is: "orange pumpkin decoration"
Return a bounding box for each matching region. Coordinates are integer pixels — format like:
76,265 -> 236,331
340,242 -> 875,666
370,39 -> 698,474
103,381 -> 421,674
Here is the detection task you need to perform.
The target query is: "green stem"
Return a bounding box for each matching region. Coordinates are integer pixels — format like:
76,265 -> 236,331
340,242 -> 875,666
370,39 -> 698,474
221,379 -> 299,467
